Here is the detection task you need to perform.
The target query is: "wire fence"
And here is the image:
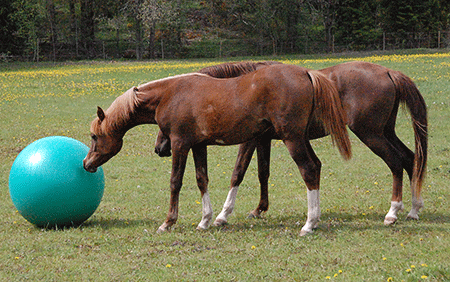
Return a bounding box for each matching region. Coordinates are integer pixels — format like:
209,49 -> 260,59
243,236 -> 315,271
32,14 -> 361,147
1,31 -> 449,62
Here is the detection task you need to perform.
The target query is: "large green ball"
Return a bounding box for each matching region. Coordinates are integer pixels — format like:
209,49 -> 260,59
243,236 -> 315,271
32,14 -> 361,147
8,136 -> 104,228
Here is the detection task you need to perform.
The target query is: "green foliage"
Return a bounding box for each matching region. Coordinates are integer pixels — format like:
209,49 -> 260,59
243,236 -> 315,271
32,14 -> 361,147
2,0 -> 450,60
1,51 -> 450,280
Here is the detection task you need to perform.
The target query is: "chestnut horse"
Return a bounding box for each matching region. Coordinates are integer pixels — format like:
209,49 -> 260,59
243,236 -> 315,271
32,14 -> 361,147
155,61 -> 428,230
83,64 -> 351,235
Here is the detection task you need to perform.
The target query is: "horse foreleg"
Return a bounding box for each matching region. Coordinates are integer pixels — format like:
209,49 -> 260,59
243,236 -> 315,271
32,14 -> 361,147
214,140 -> 257,226
249,137 -> 271,218
157,142 -> 189,233
192,144 -> 213,230
284,139 -> 322,236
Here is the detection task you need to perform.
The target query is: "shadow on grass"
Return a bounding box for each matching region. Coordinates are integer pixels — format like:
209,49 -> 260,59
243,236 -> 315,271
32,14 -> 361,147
30,218 -> 158,231
213,210 -> 450,235
39,210 -> 447,234
83,218 -> 158,230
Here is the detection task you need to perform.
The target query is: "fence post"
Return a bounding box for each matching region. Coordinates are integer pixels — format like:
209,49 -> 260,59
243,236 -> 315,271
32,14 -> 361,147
103,41 -> 106,59
438,30 -> 441,48
383,32 -> 386,51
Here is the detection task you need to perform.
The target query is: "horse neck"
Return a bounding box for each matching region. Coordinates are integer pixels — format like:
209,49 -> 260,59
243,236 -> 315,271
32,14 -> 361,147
131,84 -> 164,126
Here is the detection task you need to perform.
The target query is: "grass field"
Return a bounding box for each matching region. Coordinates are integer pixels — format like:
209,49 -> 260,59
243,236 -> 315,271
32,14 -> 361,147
1,50 -> 450,281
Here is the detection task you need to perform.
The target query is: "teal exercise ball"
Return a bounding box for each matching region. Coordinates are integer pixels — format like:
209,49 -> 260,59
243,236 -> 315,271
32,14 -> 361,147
8,136 -> 104,228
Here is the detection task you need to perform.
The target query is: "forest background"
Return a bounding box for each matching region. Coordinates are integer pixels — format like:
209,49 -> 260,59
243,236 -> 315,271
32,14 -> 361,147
1,0 -> 450,61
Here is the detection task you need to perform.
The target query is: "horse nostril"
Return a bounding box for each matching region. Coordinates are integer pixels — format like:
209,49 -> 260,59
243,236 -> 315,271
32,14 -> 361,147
83,160 -> 97,173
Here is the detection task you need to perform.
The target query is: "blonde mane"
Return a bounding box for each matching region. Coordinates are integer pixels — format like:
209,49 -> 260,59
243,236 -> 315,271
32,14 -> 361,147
91,73 -> 210,136
91,87 -> 141,136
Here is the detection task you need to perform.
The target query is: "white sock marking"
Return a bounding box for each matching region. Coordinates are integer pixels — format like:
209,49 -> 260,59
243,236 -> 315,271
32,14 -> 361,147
215,186 -> 239,223
385,201 -> 404,221
300,189 -> 320,235
197,191 -> 213,230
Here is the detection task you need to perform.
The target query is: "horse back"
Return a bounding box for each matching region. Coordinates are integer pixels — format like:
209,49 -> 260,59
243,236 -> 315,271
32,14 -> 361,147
320,61 -> 397,132
155,65 -> 316,145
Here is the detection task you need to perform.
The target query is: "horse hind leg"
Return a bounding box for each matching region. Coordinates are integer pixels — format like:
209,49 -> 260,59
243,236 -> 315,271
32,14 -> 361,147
213,140 -> 257,226
353,131 -> 406,225
284,138 -> 322,236
385,130 -> 423,220
249,137 -> 271,218
192,144 -> 213,230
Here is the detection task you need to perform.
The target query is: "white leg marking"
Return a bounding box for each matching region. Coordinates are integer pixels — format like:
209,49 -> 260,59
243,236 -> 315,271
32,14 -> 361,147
384,201 -> 404,225
300,189 -> 320,236
407,196 -> 424,220
197,191 -> 213,230
214,186 -> 239,226
157,222 -> 170,233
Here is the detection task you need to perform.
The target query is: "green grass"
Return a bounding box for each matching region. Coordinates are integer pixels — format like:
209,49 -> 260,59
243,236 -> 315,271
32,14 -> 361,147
1,50 -> 450,281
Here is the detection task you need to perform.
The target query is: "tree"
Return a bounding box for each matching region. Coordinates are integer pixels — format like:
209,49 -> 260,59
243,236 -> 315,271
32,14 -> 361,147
10,0 -> 47,61
0,1 -> 24,56
334,0 -> 382,50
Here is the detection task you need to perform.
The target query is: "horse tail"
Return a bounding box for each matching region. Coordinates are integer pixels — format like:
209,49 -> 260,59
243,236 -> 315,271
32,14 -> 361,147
388,70 -> 428,200
307,70 -> 352,160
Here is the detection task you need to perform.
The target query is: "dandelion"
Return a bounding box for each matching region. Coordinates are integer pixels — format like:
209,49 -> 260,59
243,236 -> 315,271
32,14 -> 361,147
334,273 -> 338,277
387,277 -> 393,282
421,275 -> 428,279
338,270 -> 342,274
411,265 -> 415,269
326,276 -> 331,279
406,269 -> 411,272
383,257 -> 387,261
166,264 -> 172,268
421,263 -> 428,267
195,200 -> 201,205
251,245 -> 256,250
400,243 -> 405,247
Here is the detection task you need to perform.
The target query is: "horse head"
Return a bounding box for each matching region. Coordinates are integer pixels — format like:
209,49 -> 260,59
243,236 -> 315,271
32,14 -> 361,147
154,130 -> 172,157
83,107 -> 124,173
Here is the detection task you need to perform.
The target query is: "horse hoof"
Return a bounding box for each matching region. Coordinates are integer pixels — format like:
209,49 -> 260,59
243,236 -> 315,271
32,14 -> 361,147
213,219 -> 227,226
247,211 -> 262,219
300,229 -> 313,236
384,217 -> 397,225
196,225 -> 207,231
406,213 -> 419,220
157,223 -> 171,233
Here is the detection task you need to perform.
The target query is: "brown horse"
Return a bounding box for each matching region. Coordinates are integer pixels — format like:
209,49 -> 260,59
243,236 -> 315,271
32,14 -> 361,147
155,61 -> 428,231
83,64 -> 351,235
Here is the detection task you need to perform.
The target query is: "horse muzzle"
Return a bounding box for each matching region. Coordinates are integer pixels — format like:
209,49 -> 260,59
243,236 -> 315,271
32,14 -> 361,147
83,158 -> 98,173
155,146 -> 172,157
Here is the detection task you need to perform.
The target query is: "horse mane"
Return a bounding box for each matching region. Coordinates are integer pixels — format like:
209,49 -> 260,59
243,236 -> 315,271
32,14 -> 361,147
92,87 -> 142,135
198,61 -> 282,78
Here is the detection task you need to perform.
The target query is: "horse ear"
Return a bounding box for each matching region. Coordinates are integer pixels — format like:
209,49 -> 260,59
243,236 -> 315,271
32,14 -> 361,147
97,106 -> 105,121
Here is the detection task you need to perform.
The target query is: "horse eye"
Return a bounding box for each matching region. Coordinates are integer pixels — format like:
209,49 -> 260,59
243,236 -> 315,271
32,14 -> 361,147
91,134 -> 98,141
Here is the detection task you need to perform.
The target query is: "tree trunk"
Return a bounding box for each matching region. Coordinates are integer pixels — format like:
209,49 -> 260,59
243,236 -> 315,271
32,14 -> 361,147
80,0 -> 96,58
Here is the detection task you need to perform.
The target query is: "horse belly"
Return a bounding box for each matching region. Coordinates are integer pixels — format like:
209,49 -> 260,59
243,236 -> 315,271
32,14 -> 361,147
198,110 -> 270,145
